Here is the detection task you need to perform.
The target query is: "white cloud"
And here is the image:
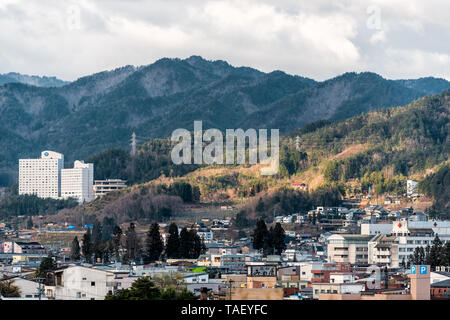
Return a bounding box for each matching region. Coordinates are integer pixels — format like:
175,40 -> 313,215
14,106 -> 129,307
0,0 -> 449,81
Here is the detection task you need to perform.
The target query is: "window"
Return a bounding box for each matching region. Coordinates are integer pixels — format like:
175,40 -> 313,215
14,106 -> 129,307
91,281 -> 96,286
315,290 -> 319,294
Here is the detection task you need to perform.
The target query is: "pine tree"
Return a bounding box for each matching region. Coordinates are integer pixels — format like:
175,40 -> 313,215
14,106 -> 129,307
263,226 -> 274,256
442,242 -> 450,266
82,230 -> 93,263
70,236 -> 81,261
144,223 -> 164,263
92,220 -> 103,263
125,223 -> 141,263
428,235 -> 443,267
193,233 -> 206,259
178,227 -> 197,258
252,219 -> 268,251
255,197 -> 265,215
26,216 -> 33,229
166,223 -> 180,259
112,225 -> 122,262
271,223 -> 286,255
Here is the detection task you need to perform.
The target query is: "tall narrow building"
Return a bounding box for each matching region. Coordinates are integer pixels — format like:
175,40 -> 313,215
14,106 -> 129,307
18,151 -> 64,199
61,160 -> 94,203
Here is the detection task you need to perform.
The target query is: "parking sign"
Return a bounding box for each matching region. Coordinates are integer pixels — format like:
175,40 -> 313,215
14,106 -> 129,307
420,265 -> 427,274
411,266 -> 416,274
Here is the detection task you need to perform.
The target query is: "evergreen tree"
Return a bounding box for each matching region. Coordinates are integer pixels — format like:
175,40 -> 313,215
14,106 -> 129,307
235,210 -> 249,228
82,230 -> 93,263
255,197 -> 265,215
112,225 -> 122,262
70,236 -> 81,261
252,219 -> 268,251
428,235 -> 443,267
143,223 -> 164,263
101,217 -> 116,241
36,256 -> 57,285
26,216 -> 33,229
442,242 -> 450,266
193,233 -> 206,259
263,226 -> 274,256
178,227 -> 194,258
271,223 -> 286,255
92,220 -> 103,263
166,223 -> 180,259
124,223 -> 141,263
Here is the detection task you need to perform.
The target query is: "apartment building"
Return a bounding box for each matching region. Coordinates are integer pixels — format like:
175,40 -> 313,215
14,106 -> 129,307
327,234 -> 373,265
93,179 -> 127,198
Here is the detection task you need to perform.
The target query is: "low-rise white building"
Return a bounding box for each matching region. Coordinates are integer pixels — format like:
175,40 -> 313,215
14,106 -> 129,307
45,266 -> 115,300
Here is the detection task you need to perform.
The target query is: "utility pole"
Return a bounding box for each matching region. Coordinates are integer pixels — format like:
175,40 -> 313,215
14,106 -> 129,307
34,277 -> 45,300
131,132 -> 136,156
228,279 -> 233,300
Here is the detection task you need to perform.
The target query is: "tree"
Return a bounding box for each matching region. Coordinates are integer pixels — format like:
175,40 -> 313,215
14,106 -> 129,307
428,235 -> 443,267
235,210 -> 249,228
442,242 -> 450,266
105,275 -> 198,300
124,223 -> 141,263
101,217 -> 117,241
70,236 -> 81,261
255,197 -> 265,216
0,280 -> 20,297
152,272 -> 184,290
194,233 -> 206,259
82,230 -> 93,263
92,220 -> 104,263
143,223 -> 164,264
271,223 -> 286,255
263,226 -> 274,256
26,216 -> 33,229
238,230 -> 247,239
36,256 -> 57,285
178,227 -> 194,259
252,219 -> 268,251
166,223 -> 180,259
112,225 -> 122,262
105,276 -> 161,300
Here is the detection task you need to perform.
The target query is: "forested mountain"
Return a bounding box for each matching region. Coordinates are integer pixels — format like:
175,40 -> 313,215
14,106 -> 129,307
1,56 -> 449,186
0,72 -> 68,87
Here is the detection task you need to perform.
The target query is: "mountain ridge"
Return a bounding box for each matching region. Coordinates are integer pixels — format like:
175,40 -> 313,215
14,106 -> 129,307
1,56 -> 450,186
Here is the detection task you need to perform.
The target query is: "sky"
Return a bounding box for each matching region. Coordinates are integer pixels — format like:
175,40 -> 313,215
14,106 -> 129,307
1,0 -> 450,81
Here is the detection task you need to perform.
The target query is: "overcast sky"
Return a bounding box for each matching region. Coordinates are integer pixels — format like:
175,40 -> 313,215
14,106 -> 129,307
1,0 -> 450,81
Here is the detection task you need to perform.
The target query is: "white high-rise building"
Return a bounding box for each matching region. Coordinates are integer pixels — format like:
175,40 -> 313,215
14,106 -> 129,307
61,160 -> 94,203
18,151 -> 64,199
19,151 -> 94,204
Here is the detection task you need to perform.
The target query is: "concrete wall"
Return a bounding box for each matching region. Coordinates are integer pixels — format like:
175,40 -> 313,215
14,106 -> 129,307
231,288 -> 283,300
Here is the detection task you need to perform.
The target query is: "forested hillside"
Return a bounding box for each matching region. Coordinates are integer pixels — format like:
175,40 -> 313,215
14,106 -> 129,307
1,56 -> 449,186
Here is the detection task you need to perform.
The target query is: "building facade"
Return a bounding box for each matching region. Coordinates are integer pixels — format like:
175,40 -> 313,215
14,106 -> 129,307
61,160 -> 94,203
19,151 -> 94,204
19,151 -> 64,199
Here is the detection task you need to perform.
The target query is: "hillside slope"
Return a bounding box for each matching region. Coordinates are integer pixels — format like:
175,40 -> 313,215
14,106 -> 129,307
1,56 -> 450,185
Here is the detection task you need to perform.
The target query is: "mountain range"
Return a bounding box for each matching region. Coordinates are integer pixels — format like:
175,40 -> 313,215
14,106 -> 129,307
0,72 -> 68,87
1,55 -> 450,185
